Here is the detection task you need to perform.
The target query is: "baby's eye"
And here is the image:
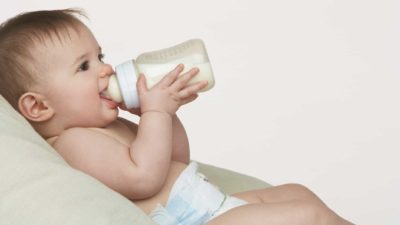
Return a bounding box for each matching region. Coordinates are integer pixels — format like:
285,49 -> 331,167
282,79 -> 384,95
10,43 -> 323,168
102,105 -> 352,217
78,61 -> 90,72
98,53 -> 105,62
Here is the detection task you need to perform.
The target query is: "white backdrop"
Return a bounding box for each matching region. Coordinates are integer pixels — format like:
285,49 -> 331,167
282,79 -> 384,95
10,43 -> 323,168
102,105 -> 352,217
1,1 -> 399,224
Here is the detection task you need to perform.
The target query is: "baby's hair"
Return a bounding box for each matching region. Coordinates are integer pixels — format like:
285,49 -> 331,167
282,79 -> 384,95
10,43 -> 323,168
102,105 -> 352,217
0,8 -> 87,110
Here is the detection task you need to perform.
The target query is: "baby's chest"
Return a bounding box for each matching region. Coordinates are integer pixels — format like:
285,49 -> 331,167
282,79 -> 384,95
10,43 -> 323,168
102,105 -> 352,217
92,121 -> 136,147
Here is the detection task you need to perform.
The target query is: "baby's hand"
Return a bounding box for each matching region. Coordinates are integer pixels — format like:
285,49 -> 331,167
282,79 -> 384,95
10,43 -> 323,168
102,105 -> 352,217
137,64 -> 207,115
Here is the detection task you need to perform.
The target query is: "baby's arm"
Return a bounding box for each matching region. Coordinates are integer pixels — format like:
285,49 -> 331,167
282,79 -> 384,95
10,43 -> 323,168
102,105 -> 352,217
123,68 -> 202,165
117,114 -> 190,164
171,114 -> 190,164
132,64 -> 203,173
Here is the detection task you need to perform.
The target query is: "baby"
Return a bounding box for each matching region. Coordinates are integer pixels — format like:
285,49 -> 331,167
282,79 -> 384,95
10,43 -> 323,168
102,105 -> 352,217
0,9 -> 353,225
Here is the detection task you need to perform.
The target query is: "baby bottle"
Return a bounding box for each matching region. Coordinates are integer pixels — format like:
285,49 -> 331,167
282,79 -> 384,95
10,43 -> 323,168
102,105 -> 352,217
106,39 -> 215,108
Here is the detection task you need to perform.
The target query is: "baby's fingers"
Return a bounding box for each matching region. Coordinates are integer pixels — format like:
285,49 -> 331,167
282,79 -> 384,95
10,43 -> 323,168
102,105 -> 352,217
180,93 -> 199,106
178,80 -> 208,99
171,67 -> 200,91
136,74 -> 148,94
156,64 -> 184,87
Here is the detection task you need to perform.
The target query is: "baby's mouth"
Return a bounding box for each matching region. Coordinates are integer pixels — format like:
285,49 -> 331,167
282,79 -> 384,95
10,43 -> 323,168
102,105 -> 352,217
99,91 -> 118,104
99,91 -> 112,100
100,91 -> 119,109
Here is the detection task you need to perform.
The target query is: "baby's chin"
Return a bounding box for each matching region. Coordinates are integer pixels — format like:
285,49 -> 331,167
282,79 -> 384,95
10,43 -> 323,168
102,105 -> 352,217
102,110 -> 119,126
85,111 -> 119,128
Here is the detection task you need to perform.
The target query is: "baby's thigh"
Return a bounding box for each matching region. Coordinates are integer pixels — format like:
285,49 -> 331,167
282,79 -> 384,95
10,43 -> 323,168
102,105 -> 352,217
206,201 -> 318,225
233,183 -> 320,204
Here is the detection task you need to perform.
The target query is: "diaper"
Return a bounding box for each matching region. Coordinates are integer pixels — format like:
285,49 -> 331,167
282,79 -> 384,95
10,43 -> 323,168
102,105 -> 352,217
149,162 -> 247,225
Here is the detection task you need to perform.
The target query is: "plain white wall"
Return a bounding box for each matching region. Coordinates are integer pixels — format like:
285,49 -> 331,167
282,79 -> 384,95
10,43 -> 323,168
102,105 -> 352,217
1,1 -> 399,224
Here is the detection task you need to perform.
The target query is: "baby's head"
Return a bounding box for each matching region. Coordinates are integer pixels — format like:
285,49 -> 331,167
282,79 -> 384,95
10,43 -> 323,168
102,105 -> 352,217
0,9 -> 118,137
0,9 -> 86,109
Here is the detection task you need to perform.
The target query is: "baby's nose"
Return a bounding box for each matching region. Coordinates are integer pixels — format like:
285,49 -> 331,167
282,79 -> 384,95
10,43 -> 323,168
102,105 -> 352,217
99,64 -> 114,77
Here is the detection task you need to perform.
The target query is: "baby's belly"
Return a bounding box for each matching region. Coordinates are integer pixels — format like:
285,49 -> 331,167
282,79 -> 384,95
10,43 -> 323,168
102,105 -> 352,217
133,161 -> 187,214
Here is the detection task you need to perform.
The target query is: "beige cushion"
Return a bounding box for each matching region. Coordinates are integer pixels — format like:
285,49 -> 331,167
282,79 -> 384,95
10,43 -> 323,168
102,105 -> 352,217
0,95 -> 269,224
199,163 -> 270,194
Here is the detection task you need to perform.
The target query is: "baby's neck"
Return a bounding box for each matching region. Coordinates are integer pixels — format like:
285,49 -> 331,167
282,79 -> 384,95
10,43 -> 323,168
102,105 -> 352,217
31,119 -> 65,140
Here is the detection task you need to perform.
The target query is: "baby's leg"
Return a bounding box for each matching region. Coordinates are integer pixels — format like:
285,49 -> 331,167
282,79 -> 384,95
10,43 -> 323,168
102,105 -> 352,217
233,183 -> 325,205
221,183 -> 353,225
205,200 -> 351,225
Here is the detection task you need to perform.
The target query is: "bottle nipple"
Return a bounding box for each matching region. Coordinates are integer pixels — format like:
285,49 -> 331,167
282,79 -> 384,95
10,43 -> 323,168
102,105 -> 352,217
105,75 -> 123,103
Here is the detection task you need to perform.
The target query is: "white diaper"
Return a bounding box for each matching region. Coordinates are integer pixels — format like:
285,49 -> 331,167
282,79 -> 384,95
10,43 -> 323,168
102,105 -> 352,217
149,162 -> 247,225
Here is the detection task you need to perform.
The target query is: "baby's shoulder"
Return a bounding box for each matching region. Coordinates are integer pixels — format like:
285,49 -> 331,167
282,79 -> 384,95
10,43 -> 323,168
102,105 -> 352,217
46,127 -> 88,145
47,127 -> 102,147
48,118 -> 137,149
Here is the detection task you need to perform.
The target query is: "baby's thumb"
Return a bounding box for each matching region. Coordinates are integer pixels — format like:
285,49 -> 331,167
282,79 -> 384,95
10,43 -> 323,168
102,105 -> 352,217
136,74 -> 148,94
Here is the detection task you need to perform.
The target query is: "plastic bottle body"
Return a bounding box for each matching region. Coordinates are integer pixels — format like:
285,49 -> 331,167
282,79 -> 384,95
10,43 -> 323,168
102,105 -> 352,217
107,39 -> 215,108
136,62 -> 214,91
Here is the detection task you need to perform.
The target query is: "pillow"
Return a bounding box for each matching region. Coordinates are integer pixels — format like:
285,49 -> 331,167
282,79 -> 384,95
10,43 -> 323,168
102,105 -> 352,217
0,95 -> 155,225
198,163 -> 270,194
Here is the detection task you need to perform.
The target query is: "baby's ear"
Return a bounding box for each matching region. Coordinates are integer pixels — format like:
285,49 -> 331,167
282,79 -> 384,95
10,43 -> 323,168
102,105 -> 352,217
18,92 -> 54,122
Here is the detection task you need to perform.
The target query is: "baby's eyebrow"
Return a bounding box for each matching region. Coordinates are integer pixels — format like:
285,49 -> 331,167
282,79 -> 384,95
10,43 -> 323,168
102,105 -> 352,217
72,46 -> 102,66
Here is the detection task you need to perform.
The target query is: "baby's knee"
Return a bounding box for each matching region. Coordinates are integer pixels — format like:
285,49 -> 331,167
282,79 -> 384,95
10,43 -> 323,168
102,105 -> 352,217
282,183 -> 322,203
297,200 -> 349,225
295,200 -> 326,224
281,184 -> 350,224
